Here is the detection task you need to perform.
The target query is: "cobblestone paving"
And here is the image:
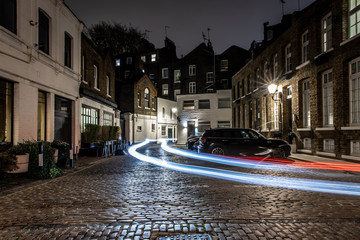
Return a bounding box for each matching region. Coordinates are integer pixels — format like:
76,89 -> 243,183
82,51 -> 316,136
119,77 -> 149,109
0,145 -> 359,239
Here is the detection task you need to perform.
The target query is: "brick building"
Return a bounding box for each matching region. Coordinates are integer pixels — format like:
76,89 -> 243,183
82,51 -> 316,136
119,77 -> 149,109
232,0 -> 360,160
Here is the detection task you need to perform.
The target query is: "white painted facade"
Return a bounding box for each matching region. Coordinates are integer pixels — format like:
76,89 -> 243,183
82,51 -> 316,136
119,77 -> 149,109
123,113 -> 157,144
176,89 -> 232,144
157,98 -> 178,140
0,0 -> 83,150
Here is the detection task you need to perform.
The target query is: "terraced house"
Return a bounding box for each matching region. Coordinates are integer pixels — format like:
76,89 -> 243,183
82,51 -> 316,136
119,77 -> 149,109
232,0 -> 360,160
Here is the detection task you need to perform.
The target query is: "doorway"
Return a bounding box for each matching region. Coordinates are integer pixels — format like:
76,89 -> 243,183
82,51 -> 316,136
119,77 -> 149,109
54,96 -> 72,144
187,121 -> 195,137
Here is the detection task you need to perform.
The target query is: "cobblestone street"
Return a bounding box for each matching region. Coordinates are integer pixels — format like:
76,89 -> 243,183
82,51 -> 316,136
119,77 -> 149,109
0,144 -> 359,239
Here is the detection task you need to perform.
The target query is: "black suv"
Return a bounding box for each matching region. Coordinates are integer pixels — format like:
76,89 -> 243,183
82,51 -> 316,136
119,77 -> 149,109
198,128 -> 291,158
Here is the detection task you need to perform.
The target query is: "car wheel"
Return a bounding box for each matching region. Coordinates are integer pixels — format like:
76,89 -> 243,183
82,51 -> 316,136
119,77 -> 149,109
210,145 -> 225,155
272,148 -> 286,159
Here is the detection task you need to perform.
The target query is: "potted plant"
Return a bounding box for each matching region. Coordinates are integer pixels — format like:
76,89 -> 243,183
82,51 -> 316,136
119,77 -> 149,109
7,143 -> 30,173
51,140 -> 69,166
0,152 -> 17,178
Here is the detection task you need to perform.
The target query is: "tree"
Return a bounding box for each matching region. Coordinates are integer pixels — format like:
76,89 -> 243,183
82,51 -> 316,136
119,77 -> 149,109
87,21 -> 154,57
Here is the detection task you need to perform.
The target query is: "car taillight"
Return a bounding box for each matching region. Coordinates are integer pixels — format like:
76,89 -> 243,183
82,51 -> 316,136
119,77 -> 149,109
201,138 -> 206,144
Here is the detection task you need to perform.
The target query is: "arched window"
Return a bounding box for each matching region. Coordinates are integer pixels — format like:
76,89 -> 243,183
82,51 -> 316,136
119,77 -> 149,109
162,107 -> 165,118
144,88 -> 150,108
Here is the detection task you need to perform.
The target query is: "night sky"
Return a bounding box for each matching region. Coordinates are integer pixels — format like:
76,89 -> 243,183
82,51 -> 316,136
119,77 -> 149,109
65,0 -> 315,56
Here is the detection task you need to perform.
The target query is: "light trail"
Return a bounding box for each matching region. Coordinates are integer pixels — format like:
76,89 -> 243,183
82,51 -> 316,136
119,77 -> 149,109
128,139 -> 360,196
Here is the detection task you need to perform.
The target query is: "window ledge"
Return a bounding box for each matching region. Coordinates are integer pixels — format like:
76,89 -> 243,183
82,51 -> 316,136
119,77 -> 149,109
94,87 -> 100,91
297,128 -> 311,132
82,80 -> 88,84
107,94 -> 111,98
341,126 -> 360,130
295,60 -> 310,70
341,154 -> 360,161
284,70 -> 293,75
316,151 -> 336,158
314,48 -> 334,60
315,127 -> 335,131
340,34 -> 360,47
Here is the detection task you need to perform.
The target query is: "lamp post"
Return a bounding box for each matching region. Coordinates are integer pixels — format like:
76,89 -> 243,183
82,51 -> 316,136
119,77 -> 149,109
267,83 -> 283,139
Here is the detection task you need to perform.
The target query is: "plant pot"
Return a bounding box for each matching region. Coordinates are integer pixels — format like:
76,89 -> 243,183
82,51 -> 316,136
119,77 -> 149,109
7,153 -> 29,173
54,149 -> 59,164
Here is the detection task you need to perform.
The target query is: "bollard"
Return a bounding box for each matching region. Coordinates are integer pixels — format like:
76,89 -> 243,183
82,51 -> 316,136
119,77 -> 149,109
38,142 -> 43,171
69,142 -> 73,168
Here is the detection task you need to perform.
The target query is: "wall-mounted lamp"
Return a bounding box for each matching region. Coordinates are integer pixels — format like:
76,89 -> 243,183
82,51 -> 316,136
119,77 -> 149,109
29,20 -> 38,26
171,107 -> 177,113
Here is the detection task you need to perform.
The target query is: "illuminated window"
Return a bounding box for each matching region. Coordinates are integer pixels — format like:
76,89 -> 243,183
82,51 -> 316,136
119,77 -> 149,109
115,59 -> 120,66
174,70 -> 181,83
137,92 -> 141,108
303,79 -> 310,127
286,86 -> 292,99
189,65 -> 196,76
321,13 -> 332,52
183,100 -> 194,110
0,0 -> 16,34
141,56 -> 146,62
144,88 -> 150,108
37,91 -> 46,141
151,54 -> 156,62
81,105 -> 99,132
322,69 -> 333,126
302,30 -> 309,63
162,84 -> 168,95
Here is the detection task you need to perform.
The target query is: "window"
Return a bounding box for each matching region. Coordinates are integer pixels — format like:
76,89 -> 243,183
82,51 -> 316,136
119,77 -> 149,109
218,98 -> 231,108
285,44 -> 292,73
115,59 -> 120,66
350,0 -> 360,38
38,9 -> 50,55
189,65 -> 196,76
350,57 -> 360,124
324,139 -> 335,152
141,56 -> 146,62
174,70 -> 181,83
302,30 -> 309,63
322,69 -> 333,126
198,121 -> 211,134
106,75 -> 111,96
161,126 -> 166,136
152,123 -> 155,132
81,105 -> 99,132
351,140 -> 360,156
183,100 -> 195,110
126,57 -> 132,64
220,79 -> 228,89
124,70 -> 130,79
64,33 -> 72,68
218,121 -> 230,128
0,80 -> 13,143
206,72 -> 214,83
286,86 -> 292,99
144,88 -> 150,108
189,82 -> 196,94
137,92 -> 141,108
221,60 -> 228,71
81,55 -> 86,82
162,107 -> 165,118
321,13 -> 332,52
162,84 -> 168,95
103,111 -> 113,126
303,79 -> 311,127
304,138 -> 311,150
94,65 -> 99,90
199,99 -> 210,109
162,68 -> 169,79
37,91 -> 46,141
174,89 -> 181,100
137,126 -> 142,132
151,54 -> 156,62
0,0 -> 16,34
152,97 -> 156,110
149,74 -> 155,80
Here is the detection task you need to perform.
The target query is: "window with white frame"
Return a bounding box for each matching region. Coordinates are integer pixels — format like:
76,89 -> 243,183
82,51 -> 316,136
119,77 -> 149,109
152,123 -> 155,132
174,89 -> 180,100
162,84 -> 168,95
350,57 -> 360,124
137,126 -> 142,132
221,60 -> 228,71
321,13 -> 332,52
285,44 -> 292,73
189,65 -> 196,76
124,70 -> 130,79
189,82 -> 196,94
151,54 -> 156,62
206,72 -> 214,83
304,138 -> 311,150
303,79 -> 311,127
198,121 -> 211,134
126,57 -> 132,64
302,30 -> 309,63
152,97 -> 156,110
350,0 -> 360,38
106,75 -> 111,97
161,125 -> 166,135
218,121 -> 231,128
149,74 -> 155,80
324,139 -> 335,152
174,69 -> 181,83
351,140 -> 360,156
322,69 -> 333,126
162,68 -> 169,79
81,105 -> 99,132
273,94 -> 280,130
218,98 -> 230,108
287,86 -> 292,99
183,100 -> 195,110
199,99 -> 210,109
94,65 -> 99,89
144,88 -> 150,108
137,91 -> 141,108
273,54 -> 278,80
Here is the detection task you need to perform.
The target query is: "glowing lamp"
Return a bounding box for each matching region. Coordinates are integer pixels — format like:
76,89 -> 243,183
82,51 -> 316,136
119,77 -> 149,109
268,84 -> 277,94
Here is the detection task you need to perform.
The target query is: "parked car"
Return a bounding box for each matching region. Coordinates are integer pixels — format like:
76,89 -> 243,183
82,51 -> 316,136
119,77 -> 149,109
198,128 -> 291,158
186,135 -> 200,150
